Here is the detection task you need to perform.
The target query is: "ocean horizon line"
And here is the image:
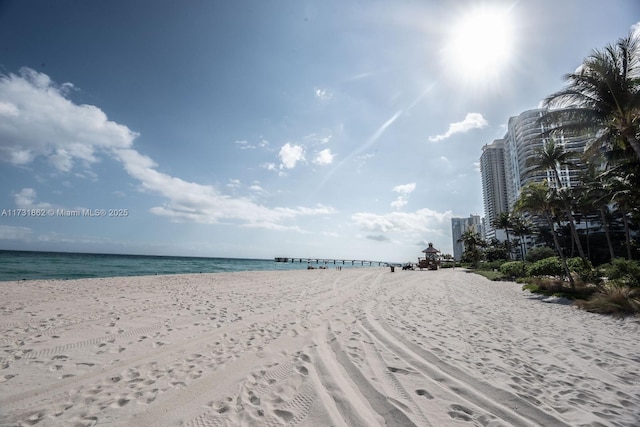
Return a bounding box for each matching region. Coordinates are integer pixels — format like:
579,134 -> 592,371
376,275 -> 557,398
0,249 -> 385,282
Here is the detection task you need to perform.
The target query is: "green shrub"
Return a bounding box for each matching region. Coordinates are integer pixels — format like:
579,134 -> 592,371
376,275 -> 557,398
525,246 -> 557,263
567,257 -> 599,285
527,256 -> 563,277
500,261 -> 528,279
602,259 -> 640,287
478,260 -> 507,271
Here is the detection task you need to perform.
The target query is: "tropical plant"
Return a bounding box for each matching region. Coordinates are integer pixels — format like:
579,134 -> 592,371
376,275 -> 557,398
602,258 -> 640,288
527,257 -> 564,278
525,246 -> 557,263
510,215 -> 534,261
577,165 -> 616,261
484,238 -> 508,262
530,139 -> 586,259
575,285 -> 640,316
541,32 -> 640,163
458,229 -> 485,268
492,211 -> 513,260
500,261 -> 528,279
607,170 -> 638,260
515,181 -> 575,287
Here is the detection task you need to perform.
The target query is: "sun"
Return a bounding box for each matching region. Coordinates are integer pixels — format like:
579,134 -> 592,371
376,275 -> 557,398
442,6 -> 515,86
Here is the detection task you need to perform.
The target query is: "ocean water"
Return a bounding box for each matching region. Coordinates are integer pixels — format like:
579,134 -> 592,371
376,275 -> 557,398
0,250 -> 384,282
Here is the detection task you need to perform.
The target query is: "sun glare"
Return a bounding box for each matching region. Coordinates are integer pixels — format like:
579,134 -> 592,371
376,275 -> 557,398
443,6 -> 515,87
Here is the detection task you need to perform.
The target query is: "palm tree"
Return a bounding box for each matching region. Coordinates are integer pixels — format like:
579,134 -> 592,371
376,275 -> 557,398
515,181 -> 575,288
510,215 -> 534,261
457,229 -> 485,268
607,170 -> 637,260
531,139 -> 586,259
492,211 -> 513,260
578,165 -> 616,262
541,33 -> 640,162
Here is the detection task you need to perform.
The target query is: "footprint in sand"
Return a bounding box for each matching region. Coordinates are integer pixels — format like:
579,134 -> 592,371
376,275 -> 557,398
415,389 -> 433,399
448,404 -> 474,422
273,409 -> 294,422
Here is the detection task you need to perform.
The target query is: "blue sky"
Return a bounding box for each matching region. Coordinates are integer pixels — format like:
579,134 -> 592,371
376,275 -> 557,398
0,1 -> 638,261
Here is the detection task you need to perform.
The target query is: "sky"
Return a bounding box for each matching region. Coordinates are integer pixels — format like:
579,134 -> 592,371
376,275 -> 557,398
0,1 -> 639,262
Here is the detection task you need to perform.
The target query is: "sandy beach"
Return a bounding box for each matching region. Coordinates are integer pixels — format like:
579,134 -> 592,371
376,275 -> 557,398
1,268 -> 639,426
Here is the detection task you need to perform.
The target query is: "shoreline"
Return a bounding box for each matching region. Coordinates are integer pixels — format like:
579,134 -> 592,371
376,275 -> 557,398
0,250 -> 386,282
1,268 -> 639,426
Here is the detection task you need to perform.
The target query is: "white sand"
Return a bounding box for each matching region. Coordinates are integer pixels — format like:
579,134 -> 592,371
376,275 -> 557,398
1,268 -> 639,426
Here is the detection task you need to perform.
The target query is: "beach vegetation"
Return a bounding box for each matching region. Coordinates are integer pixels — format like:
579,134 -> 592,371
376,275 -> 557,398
514,181 -> 576,288
473,270 -> 505,281
458,229 -> 486,268
523,279 -> 598,300
575,285 -> 640,316
510,31 -> 640,301
491,212 -> 514,260
529,140 -> 586,260
500,261 -> 527,279
600,258 -> 640,288
526,256 -> 564,278
524,246 -> 557,263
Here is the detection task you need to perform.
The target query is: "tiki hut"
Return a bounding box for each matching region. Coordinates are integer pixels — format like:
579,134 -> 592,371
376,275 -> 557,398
418,242 -> 440,270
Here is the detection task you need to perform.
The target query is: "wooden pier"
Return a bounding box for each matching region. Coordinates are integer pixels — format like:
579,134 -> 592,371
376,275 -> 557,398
274,257 -> 387,266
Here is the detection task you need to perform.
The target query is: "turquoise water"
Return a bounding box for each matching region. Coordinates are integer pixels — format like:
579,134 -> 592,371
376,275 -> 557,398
0,250 -> 381,281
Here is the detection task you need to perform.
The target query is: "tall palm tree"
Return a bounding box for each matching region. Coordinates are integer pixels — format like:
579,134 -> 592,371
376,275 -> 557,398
607,171 -> 637,260
531,139 -> 586,260
515,181 -> 575,288
578,165 -> 616,262
492,211 -> 513,260
457,229 -> 485,268
541,33 -> 640,162
511,215 -> 534,261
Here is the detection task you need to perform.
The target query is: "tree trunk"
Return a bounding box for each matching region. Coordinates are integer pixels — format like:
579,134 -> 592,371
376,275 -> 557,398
505,229 -> 512,260
584,214 -> 591,260
621,211 -> 633,260
545,212 -> 575,288
600,207 -> 615,262
553,169 -> 586,259
624,133 -> 640,163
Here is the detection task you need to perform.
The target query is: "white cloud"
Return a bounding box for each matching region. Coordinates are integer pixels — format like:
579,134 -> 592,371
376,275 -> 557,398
279,143 -> 305,169
0,68 -> 336,229
392,183 -> 416,195
367,234 -> 390,242
428,113 -> 488,142
235,138 -> 270,150
352,208 -> 453,233
313,148 -> 335,166
390,199 -> 408,209
0,225 -> 33,240
0,101 -> 19,116
13,188 -> 53,209
391,182 -> 416,210
315,88 -> 332,100
304,132 -> 332,145
0,67 -> 136,171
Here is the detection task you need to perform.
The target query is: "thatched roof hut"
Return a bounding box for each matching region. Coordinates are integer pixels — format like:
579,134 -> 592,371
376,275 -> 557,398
421,243 -> 440,258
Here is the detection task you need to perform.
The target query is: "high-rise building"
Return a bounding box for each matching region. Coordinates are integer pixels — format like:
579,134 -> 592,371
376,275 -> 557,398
480,139 -> 508,240
480,107 -> 589,243
504,109 -> 549,208
451,215 -> 483,261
